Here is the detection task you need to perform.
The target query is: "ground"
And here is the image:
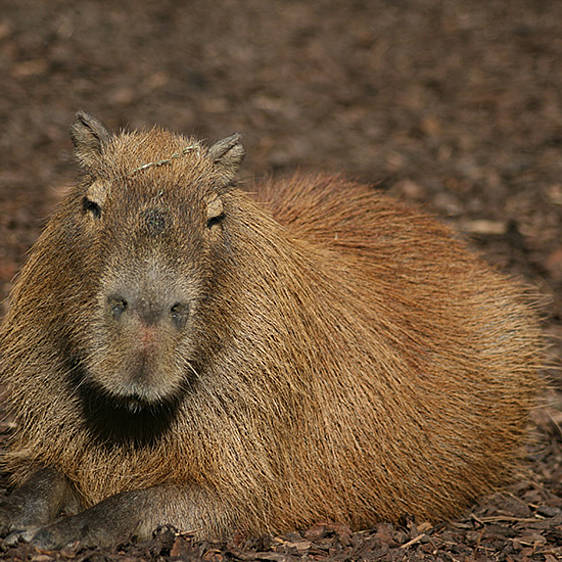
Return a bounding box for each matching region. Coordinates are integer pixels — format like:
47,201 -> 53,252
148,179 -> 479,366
0,1 -> 560,560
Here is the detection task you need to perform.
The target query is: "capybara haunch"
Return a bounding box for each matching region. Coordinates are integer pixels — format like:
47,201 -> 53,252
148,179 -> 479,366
0,113 -> 542,548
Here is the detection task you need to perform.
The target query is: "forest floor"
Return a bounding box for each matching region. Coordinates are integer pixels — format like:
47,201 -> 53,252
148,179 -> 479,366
0,1 -> 560,560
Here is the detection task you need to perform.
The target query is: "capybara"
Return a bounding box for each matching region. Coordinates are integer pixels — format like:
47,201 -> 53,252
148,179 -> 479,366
0,113 -> 542,548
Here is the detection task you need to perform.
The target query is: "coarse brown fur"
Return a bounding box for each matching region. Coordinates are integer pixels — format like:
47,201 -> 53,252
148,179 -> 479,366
0,113 -> 543,543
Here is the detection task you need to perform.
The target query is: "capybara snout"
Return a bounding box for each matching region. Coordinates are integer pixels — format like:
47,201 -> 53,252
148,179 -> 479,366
103,269 -> 191,329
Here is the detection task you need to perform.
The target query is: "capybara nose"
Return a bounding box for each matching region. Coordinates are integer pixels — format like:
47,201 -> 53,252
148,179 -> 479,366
107,293 -> 189,329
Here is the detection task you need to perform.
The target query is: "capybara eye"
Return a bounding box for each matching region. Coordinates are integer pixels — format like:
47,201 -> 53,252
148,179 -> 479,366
108,296 -> 127,320
170,302 -> 189,328
206,213 -> 224,229
82,196 -> 102,219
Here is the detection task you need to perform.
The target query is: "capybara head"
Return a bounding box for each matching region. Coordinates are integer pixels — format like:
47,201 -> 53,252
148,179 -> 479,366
70,113 -> 245,412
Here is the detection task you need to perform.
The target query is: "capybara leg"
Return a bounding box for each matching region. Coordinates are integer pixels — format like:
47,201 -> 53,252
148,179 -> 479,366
0,468 -> 78,536
28,484 -> 230,549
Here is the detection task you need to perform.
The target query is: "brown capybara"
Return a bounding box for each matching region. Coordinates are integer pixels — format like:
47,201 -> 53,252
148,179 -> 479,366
0,113 -> 542,549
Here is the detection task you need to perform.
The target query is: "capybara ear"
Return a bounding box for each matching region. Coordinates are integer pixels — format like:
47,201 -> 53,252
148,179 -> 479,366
207,133 -> 245,188
71,111 -> 110,169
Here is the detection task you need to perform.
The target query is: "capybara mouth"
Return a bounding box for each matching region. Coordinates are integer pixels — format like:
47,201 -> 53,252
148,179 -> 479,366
107,374 -> 184,415
121,394 -> 150,414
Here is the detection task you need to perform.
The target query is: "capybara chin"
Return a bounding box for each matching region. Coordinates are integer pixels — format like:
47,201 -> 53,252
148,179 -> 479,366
0,112 -> 542,549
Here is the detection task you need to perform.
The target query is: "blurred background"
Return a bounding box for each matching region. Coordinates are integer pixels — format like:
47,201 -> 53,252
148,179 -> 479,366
0,0 -> 561,557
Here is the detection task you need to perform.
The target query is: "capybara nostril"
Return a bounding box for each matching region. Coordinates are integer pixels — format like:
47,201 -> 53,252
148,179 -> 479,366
107,295 -> 127,321
169,302 -> 189,329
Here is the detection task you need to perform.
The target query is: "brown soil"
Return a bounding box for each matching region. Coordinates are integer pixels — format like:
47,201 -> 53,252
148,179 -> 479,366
0,1 -> 560,560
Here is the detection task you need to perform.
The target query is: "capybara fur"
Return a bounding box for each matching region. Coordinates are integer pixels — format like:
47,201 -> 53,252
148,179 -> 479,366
0,113 -> 542,548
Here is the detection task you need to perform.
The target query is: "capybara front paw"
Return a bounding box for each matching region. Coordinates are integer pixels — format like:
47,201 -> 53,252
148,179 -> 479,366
29,526 -> 66,550
4,527 -> 39,546
0,501 -> 27,537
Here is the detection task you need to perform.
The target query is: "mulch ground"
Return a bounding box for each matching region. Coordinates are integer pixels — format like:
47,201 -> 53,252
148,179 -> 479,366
0,1 -> 560,560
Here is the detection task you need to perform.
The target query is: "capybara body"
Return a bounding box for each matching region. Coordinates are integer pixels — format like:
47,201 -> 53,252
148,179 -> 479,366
0,113 -> 542,547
